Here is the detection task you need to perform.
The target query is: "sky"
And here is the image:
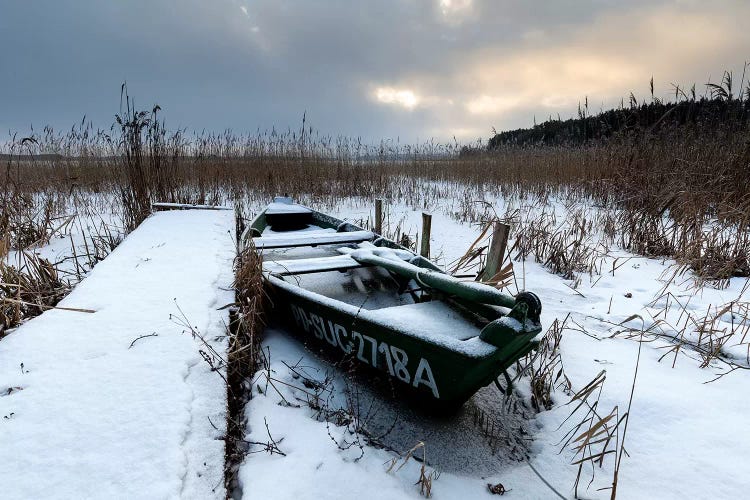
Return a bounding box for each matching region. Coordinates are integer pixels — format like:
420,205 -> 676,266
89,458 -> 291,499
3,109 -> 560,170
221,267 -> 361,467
1,0 -> 749,143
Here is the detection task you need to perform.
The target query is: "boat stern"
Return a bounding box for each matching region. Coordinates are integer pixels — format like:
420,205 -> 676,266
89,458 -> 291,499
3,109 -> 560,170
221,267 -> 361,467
478,291 -> 542,357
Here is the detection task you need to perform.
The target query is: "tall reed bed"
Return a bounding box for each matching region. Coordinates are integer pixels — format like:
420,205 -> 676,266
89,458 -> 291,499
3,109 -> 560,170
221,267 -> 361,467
2,78 -> 749,286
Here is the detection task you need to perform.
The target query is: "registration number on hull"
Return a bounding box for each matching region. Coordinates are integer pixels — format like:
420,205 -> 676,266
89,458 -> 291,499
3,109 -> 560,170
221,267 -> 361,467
289,303 -> 440,398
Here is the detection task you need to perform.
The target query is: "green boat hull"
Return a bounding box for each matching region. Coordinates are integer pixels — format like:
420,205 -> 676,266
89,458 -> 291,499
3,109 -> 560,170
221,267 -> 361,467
267,274 -> 539,408
244,197 -> 543,409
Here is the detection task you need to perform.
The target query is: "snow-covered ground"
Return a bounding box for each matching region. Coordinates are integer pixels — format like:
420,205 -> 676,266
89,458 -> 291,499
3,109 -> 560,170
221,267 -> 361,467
0,209 -> 235,499
2,197 -> 748,500
239,200 -> 750,500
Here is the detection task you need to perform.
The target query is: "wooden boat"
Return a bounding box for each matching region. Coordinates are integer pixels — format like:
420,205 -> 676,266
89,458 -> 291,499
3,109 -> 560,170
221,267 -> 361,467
241,197 -> 543,409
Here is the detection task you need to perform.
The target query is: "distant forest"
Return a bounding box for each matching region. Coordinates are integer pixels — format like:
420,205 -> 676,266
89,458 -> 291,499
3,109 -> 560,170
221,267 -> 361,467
486,73 -> 750,149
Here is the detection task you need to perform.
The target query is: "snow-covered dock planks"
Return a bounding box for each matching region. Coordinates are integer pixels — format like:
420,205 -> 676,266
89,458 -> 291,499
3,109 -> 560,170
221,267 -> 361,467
0,210 -> 235,499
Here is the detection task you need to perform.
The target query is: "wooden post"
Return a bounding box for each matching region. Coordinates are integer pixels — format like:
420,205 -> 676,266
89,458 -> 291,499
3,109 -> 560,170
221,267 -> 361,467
374,199 -> 383,235
420,212 -> 432,258
481,222 -> 510,282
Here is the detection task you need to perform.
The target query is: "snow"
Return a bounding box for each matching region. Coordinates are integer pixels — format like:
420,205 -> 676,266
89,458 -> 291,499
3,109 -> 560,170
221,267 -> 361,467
263,254 -> 365,275
152,202 -> 232,211
0,209 -> 235,499
292,267 -> 413,309
237,328 -> 532,500
239,199 -> 750,500
4,195 -> 750,500
261,245 -> 415,275
493,315 -> 523,333
367,301 -> 481,341
341,245 -> 516,308
265,201 -> 312,215
254,230 -> 374,249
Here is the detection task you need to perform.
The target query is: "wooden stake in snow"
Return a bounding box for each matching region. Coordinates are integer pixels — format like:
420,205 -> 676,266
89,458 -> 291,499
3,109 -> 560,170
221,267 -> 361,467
481,222 -> 510,282
374,199 -> 383,235
421,212 -> 432,258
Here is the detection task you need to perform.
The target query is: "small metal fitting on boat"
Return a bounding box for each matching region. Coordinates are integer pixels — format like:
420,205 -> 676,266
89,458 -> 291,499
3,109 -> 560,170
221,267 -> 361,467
514,291 -> 542,322
478,291 -> 542,349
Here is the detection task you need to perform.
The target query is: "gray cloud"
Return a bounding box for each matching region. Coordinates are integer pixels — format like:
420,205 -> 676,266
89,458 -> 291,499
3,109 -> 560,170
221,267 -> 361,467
1,0 -> 748,143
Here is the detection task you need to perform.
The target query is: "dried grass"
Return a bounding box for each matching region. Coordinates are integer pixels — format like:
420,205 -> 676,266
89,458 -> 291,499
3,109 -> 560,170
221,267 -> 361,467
0,252 -> 70,337
225,242 -> 266,494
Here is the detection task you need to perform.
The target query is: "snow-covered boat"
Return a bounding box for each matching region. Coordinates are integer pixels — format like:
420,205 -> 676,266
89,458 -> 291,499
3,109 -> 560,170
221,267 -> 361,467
241,197 -> 543,409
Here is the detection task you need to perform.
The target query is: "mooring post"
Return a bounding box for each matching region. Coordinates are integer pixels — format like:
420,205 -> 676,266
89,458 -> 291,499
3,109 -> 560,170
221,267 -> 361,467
420,212 -> 432,258
375,198 -> 383,235
481,221 -> 510,282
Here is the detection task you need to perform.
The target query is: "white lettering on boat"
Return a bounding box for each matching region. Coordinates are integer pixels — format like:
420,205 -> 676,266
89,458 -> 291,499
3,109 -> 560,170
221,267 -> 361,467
288,303 -> 440,398
412,358 -> 439,398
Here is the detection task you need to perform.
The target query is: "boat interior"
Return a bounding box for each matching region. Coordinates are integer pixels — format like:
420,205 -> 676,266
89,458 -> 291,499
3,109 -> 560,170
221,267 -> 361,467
247,198 -> 508,340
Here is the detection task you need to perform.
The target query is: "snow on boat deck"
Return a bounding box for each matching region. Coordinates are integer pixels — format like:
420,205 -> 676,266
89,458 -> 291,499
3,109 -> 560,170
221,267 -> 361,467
367,300 -> 480,340
253,229 -> 374,249
0,210 -> 235,499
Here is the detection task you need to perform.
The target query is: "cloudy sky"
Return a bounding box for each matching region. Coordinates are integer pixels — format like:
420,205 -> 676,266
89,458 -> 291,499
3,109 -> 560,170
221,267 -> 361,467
1,0 -> 748,143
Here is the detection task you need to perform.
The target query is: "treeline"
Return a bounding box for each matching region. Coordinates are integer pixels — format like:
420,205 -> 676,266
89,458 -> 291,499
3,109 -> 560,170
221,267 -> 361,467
0,153 -> 64,161
487,73 -> 750,148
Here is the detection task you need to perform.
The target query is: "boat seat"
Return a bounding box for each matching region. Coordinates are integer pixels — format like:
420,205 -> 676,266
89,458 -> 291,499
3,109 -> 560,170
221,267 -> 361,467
263,255 -> 369,275
253,230 -> 375,249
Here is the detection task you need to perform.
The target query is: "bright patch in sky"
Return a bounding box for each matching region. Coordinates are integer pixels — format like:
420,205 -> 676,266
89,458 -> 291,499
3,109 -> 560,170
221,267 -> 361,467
375,87 -> 419,109
466,95 -> 521,115
439,0 -> 472,16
